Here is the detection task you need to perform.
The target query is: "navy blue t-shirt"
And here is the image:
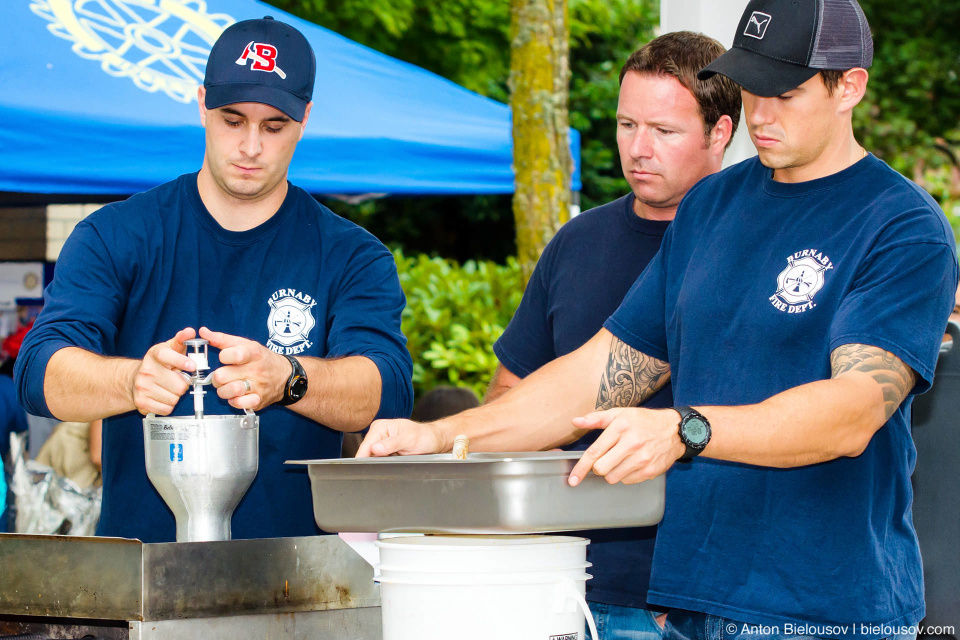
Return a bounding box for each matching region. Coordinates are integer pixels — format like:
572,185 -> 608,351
495,193 -> 672,609
16,173 -> 413,542
605,156 -> 958,635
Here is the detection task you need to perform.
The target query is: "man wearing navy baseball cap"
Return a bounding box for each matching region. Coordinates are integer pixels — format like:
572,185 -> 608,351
356,1 -> 956,638
203,15 -> 315,122
16,17 -> 413,543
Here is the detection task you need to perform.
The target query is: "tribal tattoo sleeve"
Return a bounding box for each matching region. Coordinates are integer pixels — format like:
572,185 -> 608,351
596,336 -> 671,410
830,343 -> 917,421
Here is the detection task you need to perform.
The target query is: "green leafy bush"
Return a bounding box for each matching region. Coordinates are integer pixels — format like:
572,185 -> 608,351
915,156 -> 960,241
394,249 -> 523,400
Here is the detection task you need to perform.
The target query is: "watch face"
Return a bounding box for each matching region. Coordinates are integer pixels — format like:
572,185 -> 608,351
683,418 -> 709,445
290,376 -> 308,399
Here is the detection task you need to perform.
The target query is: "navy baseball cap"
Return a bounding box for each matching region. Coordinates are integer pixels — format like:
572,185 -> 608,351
698,0 -> 873,97
204,16 -> 316,121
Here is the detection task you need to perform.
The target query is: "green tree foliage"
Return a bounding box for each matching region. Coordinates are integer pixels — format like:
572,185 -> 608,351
276,0 -> 959,241
393,249 -> 523,399
855,0 -> 960,231
272,0 -> 657,257
273,0 -> 512,101
856,0 -> 960,174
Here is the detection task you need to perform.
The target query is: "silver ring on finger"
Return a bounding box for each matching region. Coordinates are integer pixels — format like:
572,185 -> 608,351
242,379 -> 252,394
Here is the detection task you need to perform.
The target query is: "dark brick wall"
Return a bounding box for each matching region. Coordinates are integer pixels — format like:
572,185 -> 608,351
0,208 -> 46,261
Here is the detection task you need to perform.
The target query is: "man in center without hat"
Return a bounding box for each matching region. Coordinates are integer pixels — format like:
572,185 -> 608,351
486,31 -> 741,639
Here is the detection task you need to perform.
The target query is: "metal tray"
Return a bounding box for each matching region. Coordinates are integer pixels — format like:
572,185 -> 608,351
287,451 -> 665,534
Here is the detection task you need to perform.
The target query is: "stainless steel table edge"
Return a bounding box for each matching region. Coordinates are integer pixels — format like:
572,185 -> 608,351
139,534 -> 380,620
0,533 -> 380,621
128,607 -> 382,640
0,533 -> 143,620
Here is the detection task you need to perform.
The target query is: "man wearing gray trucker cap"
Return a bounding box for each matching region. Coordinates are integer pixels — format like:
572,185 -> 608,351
358,0 -> 957,637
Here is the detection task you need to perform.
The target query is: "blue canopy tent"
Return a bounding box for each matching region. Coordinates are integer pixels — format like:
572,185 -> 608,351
0,0 -> 580,196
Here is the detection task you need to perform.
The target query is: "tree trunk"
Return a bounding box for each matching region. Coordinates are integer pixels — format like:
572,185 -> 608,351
509,0 -> 571,286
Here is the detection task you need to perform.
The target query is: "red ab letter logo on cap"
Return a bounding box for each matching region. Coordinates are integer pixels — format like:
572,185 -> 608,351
236,41 -> 287,79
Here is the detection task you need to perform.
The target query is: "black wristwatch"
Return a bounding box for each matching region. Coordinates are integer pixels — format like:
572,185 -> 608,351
674,406 -> 711,461
278,355 -> 308,406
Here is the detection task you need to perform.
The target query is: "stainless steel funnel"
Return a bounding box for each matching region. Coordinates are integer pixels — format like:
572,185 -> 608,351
142,338 -> 259,542
144,412 -> 258,542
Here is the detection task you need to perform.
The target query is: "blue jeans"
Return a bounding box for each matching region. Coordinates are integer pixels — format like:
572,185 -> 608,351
585,602 -> 665,640
662,609 -> 918,640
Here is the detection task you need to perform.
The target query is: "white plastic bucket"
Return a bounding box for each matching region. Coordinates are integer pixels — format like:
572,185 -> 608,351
375,535 -> 598,640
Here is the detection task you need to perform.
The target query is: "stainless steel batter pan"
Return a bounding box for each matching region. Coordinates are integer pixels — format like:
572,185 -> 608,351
287,452 -> 665,534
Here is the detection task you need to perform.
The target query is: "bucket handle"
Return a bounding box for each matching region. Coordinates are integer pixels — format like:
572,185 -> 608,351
558,578 -> 599,640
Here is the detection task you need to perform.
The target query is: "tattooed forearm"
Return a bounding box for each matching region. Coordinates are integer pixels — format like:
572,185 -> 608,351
830,343 -> 916,420
596,336 -> 670,410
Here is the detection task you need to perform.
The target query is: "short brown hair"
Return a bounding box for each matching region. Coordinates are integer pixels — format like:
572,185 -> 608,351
819,69 -> 846,95
620,31 -> 741,147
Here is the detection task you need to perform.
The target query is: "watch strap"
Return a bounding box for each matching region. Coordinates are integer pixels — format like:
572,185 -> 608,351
278,354 -> 307,406
675,405 -> 711,462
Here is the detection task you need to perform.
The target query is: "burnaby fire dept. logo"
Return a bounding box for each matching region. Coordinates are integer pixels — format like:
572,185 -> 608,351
770,250 -> 833,314
236,41 -> 286,78
267,289 -> 316,355
30,0 -> 234,104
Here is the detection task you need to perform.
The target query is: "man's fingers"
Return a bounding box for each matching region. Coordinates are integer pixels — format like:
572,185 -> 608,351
199,327 -> 259,366
199,326 -> 242,350
133,379 -> 187,416
369,437 -> 406,457
356,427 -> 387,458
569,408 -> 678,487
228,393 -> 261,411
217,345 -> 251,367
151,386 -> 187,409
355,441 -> 373,458
619,467 -> 658,485
357,420 -> 436,458
569,434 -> 617,486
217,379 -> 254,400
606,451 -> 662,485
572,408 -> 622,431
568,410 -> 624,485
591,444 -> 633,481
170,327 -> 196,351
134,371 -> 188,402
153,345 -> 196,372
135,398 -> 177,416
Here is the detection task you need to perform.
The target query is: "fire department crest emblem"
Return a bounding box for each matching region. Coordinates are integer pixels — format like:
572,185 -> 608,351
267,289 -> 316,355
770,250 -> 833,314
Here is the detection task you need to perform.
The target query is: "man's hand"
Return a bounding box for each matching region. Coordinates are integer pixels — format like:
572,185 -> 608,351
200,326 -> 289,411
131,327 -> 196,415
568,407 -> 685,487
356,419 -> 446,458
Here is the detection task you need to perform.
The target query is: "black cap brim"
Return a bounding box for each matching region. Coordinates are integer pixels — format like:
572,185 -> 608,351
205,83 -> 308,122
698,46 -> 818,97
